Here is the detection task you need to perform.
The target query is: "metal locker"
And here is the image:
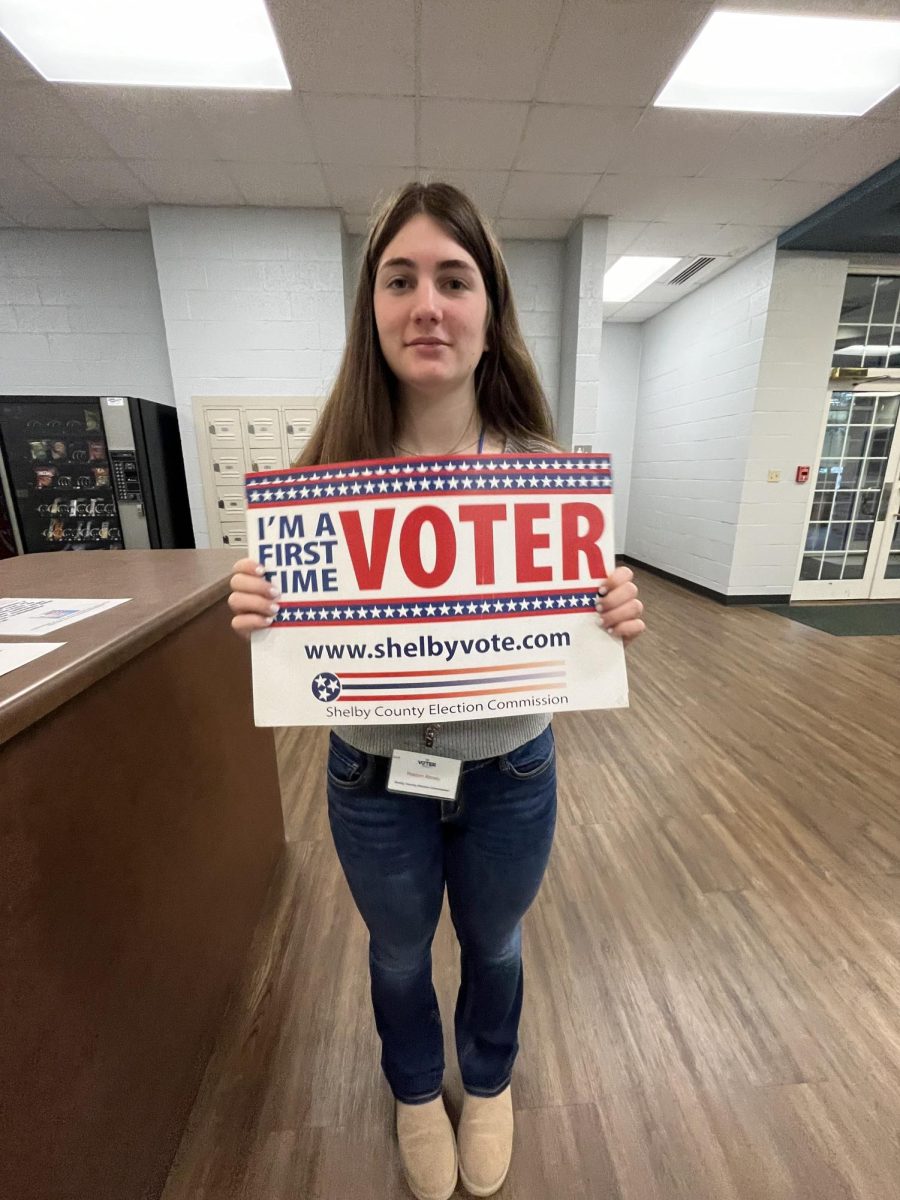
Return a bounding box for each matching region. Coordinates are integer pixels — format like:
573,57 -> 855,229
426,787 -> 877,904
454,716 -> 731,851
248,449 -> 283,474
246,410 -> 281,448
206,409 -> 242,448
220,522 -> 247,548
211,450 -> 245,481
215,488 -> 245,514
285,408 -> 318,443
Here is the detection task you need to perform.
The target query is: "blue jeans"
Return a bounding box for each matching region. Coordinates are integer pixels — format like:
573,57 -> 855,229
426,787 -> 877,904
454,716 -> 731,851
326,725 -> 557,1104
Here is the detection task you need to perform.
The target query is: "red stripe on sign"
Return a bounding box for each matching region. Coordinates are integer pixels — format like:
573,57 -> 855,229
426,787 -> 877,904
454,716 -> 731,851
335,683 -> 566,702
339,659 -> 565,679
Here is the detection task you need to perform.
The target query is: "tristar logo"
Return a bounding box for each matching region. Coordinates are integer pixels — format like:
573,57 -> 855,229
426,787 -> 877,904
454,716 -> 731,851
417,758 -> 437,768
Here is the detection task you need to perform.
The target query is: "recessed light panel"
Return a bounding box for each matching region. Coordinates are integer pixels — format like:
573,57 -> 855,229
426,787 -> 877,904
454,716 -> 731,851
603,257 -> 680,303
0,0 -> 291,89
655,10 -> 900,116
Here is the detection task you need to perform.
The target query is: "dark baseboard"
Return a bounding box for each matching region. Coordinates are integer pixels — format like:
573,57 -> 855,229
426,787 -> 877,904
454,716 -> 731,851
619,555 -> 790,607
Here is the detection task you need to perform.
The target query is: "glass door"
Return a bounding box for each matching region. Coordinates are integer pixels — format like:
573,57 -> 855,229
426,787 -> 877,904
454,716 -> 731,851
794,386 -> 900,600
871,432 -> 900,598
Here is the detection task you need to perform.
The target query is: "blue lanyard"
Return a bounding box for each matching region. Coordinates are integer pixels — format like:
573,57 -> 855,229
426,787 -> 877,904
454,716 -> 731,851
477,425 -> 485,454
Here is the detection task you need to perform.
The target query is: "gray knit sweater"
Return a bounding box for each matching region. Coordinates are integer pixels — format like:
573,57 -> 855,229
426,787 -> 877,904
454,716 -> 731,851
334,433 -> 559,760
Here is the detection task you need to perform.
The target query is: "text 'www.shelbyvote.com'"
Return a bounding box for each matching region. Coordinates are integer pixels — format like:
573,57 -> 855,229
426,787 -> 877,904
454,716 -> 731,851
303,630 -> 572,662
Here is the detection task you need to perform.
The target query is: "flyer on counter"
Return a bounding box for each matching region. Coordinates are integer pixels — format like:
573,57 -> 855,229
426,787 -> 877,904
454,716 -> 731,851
0,597 -> 130,636
246,452 -> 628,728
0,642 -> 65,678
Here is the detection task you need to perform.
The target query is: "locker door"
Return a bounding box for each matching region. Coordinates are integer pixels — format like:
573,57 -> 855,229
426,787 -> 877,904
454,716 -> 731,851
215,487 -> 246,516
206,409 -> 242,449
246,409 -> 281,449
285,407 -> 318,456
248,449 -> 284,474
219,521 -> 247,548
211,450 -> 245,482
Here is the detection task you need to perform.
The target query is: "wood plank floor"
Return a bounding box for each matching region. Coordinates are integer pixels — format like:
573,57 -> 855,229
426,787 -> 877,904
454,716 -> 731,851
160,571 -> 900,1200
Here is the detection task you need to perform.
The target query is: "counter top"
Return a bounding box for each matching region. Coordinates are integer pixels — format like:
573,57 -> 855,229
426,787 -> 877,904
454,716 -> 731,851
0,549 -> 240,746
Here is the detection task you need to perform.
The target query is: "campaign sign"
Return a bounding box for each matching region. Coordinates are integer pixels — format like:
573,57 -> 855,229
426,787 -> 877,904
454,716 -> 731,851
246,452 -> 628,727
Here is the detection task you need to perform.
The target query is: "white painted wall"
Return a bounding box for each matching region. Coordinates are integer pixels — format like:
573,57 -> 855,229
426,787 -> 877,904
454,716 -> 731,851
0,230 -> 175,403
731,252 -> 849,595
148,206 -> 346,546
555,218 -> 609,450
627,242 -> 777,593
501,240 -> 563,420
597,324 -> 642,553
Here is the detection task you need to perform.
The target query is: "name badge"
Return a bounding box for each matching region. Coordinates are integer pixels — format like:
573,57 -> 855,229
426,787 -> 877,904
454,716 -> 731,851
387,749 -> 462,800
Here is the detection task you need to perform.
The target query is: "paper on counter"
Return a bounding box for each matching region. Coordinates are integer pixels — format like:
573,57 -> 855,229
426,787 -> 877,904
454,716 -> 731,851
0,597 -> 130,636
0,641 -> 65,678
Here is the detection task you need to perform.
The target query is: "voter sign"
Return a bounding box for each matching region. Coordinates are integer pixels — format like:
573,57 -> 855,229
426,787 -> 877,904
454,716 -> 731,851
246,452 -> 628,727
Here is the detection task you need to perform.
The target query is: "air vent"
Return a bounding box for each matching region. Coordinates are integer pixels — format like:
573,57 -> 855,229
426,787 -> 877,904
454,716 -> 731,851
668,256 -> 715,286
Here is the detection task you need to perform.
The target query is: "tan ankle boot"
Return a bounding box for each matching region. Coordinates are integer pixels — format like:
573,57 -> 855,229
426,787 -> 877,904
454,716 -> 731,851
457,1085 -> 514,1196
396,1095 -> 458,1200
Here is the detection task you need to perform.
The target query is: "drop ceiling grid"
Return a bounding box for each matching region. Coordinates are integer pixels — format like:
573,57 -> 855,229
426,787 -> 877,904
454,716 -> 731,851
0,0 -> 897,322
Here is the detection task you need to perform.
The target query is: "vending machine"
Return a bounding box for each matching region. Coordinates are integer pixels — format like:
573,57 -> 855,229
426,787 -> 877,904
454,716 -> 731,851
0,395 -> 194,553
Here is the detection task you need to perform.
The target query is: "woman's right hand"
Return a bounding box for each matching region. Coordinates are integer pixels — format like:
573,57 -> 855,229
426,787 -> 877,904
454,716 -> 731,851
227,558 -> 281,640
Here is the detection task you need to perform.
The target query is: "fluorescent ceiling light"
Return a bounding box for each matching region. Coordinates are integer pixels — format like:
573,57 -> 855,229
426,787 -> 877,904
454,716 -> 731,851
0,0 -> 290,89
603,257 -> 680,303
655,10 -> 900,116
835,344 -> 900,354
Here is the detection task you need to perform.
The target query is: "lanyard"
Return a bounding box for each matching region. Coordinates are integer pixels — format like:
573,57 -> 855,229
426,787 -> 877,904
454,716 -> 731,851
476,425 -> 485,454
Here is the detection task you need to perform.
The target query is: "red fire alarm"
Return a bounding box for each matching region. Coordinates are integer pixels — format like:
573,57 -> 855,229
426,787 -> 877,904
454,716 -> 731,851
796,466 -> 810,483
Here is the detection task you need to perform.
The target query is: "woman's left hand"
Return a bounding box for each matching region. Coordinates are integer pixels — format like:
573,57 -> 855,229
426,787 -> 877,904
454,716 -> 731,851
595,565 -> 645,645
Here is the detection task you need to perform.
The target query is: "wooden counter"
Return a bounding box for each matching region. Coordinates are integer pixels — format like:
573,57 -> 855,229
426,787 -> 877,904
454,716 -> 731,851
0,550 -> 285,1200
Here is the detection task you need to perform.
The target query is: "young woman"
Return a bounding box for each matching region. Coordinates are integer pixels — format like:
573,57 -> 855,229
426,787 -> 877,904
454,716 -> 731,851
228,182 -> 645,1200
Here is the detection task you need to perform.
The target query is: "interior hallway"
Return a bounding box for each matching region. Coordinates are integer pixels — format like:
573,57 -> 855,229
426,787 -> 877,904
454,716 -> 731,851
160,570 -> 900,1200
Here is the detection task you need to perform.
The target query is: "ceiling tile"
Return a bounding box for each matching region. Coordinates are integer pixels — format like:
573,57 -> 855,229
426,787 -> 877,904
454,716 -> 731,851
227,162 -> 331,207
419,100 -> 528,171
305,95 -> 415,166
322,164 -> 415,214
342,213 -> 371,235
1,202 -> 101,229
605,219 -> 650,254
700,114 -> 847,181
24,158 -> 152,207
127,160 -> 244,205
584,174 -> 678,221
515,105 -> 642,174
501,172 -> 598,219
0,40 -> 38,81
869,85 -> 900,120
624,221 -> 729,257
0,211 -> 21,227
538,1 -> 711,106
419,169 -> 509,218
61,88 -> 215,160
0,83 -> 117,157
704,224 -> 783,256
89,207 -> 151,231
0,155 -> 72,207
787,119 -> 900,185
747,179 -> 844,225
270,0 -> 415,95
187,92 -> 318,163
496,218 -> 572,239
605,109 -> 745,177
656,177 -> 791,223
421,0 -> 564,101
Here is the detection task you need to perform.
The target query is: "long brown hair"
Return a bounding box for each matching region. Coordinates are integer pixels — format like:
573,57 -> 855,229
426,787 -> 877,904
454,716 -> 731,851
298,181 -> 558,466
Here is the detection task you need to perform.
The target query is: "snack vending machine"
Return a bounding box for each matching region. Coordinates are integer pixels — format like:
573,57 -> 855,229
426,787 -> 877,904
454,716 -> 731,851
0,395 -> 194,554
